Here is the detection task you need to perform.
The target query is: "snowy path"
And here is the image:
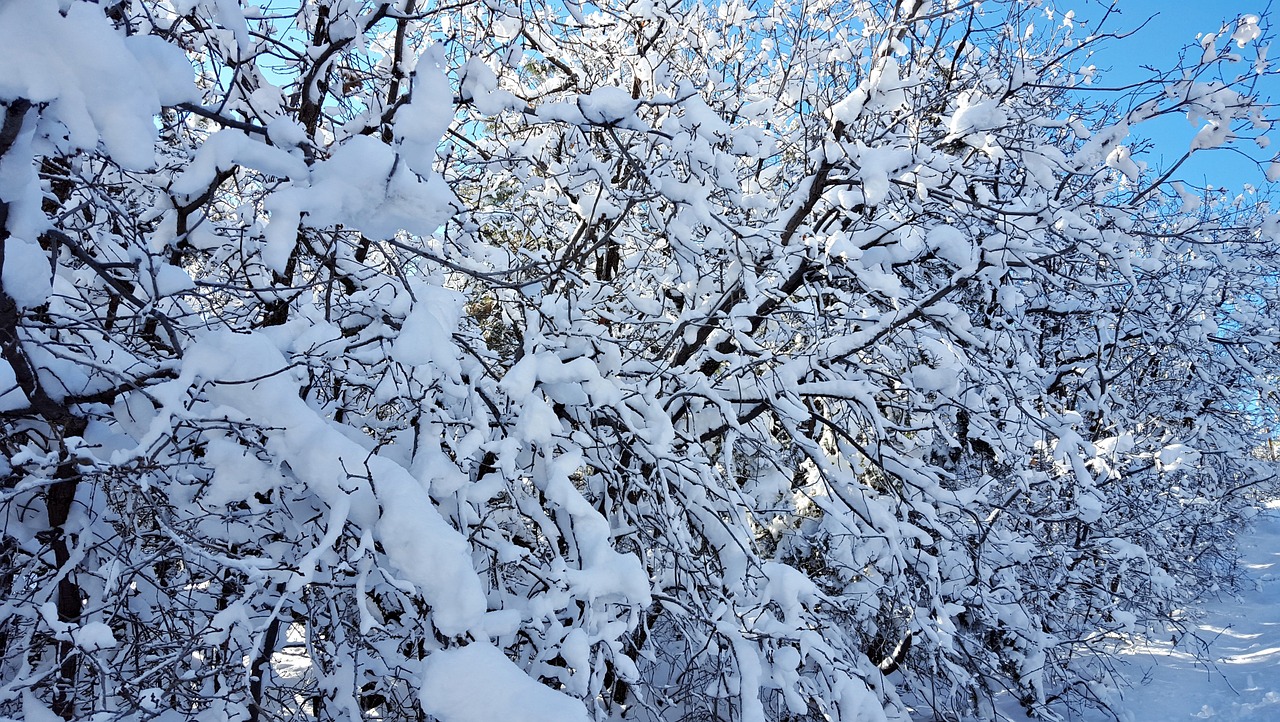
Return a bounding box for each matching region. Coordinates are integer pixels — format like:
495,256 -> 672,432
1094,501 -> 1280,721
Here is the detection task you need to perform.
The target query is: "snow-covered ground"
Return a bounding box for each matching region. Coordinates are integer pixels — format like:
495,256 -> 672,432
1089,500 -> 1280,722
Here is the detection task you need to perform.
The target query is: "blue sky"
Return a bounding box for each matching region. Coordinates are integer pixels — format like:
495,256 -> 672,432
1076,0 -> 1278,190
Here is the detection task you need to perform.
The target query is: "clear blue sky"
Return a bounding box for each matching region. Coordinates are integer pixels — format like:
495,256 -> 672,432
1076,0 -> 1278,190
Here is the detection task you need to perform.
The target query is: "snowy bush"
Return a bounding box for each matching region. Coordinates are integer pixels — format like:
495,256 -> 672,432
1,0 -> 1278,720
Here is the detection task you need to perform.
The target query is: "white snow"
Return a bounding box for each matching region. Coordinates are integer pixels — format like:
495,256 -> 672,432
394,45 -> 455,176
144,331 -> 490,636
5,1 -> 1280,720
263,135 -> 456,272
1090,502 -> 1280,721
123,33 -> 198,107
170,129 -> 309,197
265,117 -> 308,149
849,141 -> 912,206
70,621 -> 117,651
760,561 -> 822,625
838,675 -> 890,722
0,0 -> 172,169
577,86 -> 640,125
1,237 -> 51,308
1106,145 -> 1144,182
420,642 -> 590,722
461,57 -> 521,115
1233,15 -> 1263,48
1202,33 -> 1219,65
22,692 -> 64,722
925,224 -> 975,268
391,283 -> 465,381
153,263 -> 195,297
987,502 -> 1280,722
946,91 -> 1007,140
1156,443 -> 1202,473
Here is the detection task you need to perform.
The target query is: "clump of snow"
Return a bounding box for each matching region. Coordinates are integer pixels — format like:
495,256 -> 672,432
1155,443 -> 1201,473
829,56 -> 911,124
394,45 -> 455,176
1201,32 -> 1219,64
1233,15 -> 1262,47
1191,119 -> 1232,151
0,360 -> 27,412
1074,492 -> 1103,523
577,86 -> 640,125
1,237 -> 51,308
926,224 -> 975,268
1268,158 -> 1280,182
0,0 -> 199,257
391,283 -> 465,381
760,562 -> 821,625
22,692 -> 63,722
0,0 -> 180,169
420,643 -> 590,722
836,676 -> 889,722
910,363 -> 960,394
262,136 -> 457,272
1105,145 -> 1144,182
266,117 -> 308,148
461,57 -> 521,115
170,129 -> 309,198
543,451 -> 652,604
767,646 -> 808,715
848,141 -> 912,206
946,91 -> 1007,140
153,263 -> 196,297
71,621 -> 117,651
